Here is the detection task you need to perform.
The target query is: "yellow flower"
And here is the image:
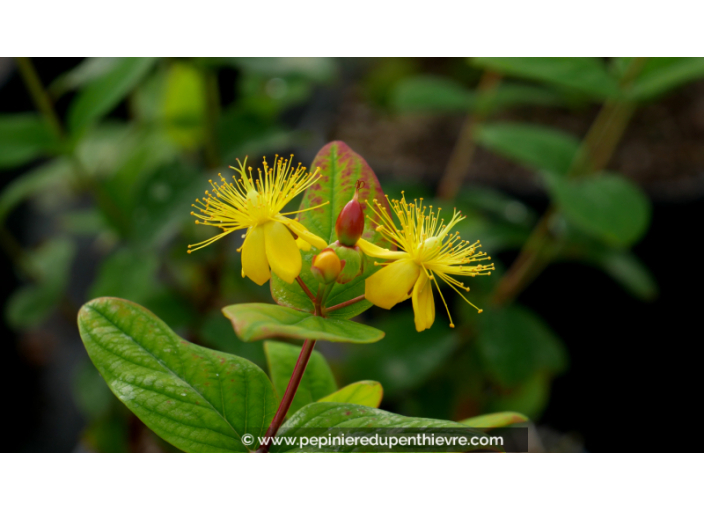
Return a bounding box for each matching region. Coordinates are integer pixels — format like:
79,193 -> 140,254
189,156 -> 328,285
357,193 -> 494,332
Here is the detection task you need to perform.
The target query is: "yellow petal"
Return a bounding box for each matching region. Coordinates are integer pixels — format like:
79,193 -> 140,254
295,237 -> 312,251
278,216 -> 328,250
264,220 -> 302,284
365,259 -> 420,310
241,225 -> 270,285
412,270 -> 435,332
357,238 -> 407,261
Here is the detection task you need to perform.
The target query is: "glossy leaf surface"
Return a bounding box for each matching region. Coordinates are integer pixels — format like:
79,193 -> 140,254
78,297 -> 277,452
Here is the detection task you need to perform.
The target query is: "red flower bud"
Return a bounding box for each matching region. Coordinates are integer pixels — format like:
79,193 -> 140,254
335,181 -> 365,247
311,248 -> 343,284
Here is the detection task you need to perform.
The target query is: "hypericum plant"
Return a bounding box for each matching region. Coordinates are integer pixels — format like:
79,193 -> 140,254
77,141 -> 523,453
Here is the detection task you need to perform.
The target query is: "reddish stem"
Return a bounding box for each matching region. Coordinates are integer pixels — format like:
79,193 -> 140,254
324,294 -> 366,313
256,338 -> 316,453
296,276 -> 315,302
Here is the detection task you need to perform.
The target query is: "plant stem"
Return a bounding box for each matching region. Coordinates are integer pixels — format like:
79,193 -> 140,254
256,337 -> 317,453
296,276 -> 315,302
15,57 -> 65,140
436,70 -> 502,200
324,294 -> 366,313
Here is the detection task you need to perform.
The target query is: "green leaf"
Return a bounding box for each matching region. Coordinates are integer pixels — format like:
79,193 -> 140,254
77,297 -> 277,452
0,158 -> 73,222
270,141 -> 393,319
341,311 -> 457,397
5,238 -> 75,329
474,122 -> 581,177
473,57 -> 619,99
222,303 -> 384,344
271,402 -> 494,452
264,341 -> 337,416
68,57 -> 156,134
162,62 -> 207,149
459,411 -> 529,429
391,75 -> 475,113
630,57 -> 704,101
477,306 -> 568,387
0,114 -> 57,169
391,77 -> 565,114
547,173 -> 651,247
49,58 -> 120,98
319,381 -> 383,408
591,249 -> 658,301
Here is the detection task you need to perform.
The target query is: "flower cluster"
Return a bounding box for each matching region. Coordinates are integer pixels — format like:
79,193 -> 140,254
190,155 -> 493,332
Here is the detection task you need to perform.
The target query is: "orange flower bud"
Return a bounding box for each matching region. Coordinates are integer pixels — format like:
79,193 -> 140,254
311,248 -> 342,284
335,181 -> 365,247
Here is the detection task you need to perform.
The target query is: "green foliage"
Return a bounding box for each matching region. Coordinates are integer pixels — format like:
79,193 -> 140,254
68,57 -> 157,134
6,238 -> 75,329
629,57 -> 704,101
477,306 -> 568,388
264,341 -> 338,416
341,311 -> 457,397
546,173 -> 651,247
162,62 -> 207,149
0,157 -> 73,222
270,141 -> 392,319
391,76 -> 566,114
591,249 -> 658,301
459,411 -> 529,429
318,381 -> 384,408
392,75 -> 475,112
222,303 -> 385,344
474,122 -> 580,177
78,297 -> 277,452
473,57 -> 619,99
271,402 -> 493,453
0,114 -> 58,169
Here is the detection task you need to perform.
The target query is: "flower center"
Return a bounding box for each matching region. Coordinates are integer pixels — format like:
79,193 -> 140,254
246,189 -> 272,225
414,235 -> 442,264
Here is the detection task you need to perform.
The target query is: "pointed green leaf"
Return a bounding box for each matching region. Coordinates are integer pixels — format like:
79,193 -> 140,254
474,122 -> 581,177
0,114 -> 58,169
270,141 -> 393,319
547,173 -> 651,247
271,402 -> 496,453
592,249 -> 658,301
78,297 -> 277,452
223,303 -> 384,344
319,381 -> 383,408
392,75 -> 475,112
629,57 -> 704,101
264,341 -> 337,417
473,57 -> 619,99
68,57 -> 156,134
459,411 -> 529,429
